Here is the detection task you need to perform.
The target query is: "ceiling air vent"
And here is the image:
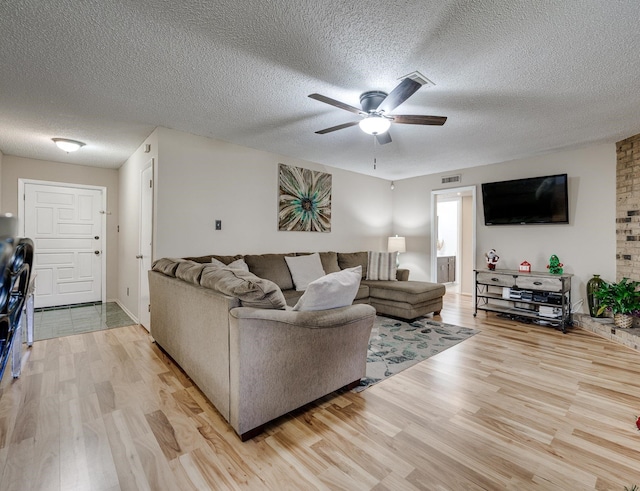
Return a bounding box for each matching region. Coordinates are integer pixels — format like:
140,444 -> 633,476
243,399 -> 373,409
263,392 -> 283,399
398,70 -> 435,88
441,174 -> 461,184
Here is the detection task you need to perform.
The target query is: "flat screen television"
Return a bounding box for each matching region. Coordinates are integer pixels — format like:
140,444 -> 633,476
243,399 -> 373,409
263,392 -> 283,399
481,174 -> 569,225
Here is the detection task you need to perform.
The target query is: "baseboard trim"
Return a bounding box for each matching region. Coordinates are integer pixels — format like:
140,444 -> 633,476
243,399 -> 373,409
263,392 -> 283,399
113,299 -> 139,325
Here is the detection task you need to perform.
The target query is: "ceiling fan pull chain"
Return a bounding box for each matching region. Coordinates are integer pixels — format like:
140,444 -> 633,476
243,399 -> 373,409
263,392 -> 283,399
373,136 -> 377,170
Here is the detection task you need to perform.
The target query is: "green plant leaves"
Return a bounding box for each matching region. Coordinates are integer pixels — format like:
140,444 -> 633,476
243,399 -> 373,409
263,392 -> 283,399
593,277 -> 640,315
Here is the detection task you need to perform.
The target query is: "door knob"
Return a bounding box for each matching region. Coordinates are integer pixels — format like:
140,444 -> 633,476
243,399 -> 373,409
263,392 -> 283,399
136,254 -> 143,259
94,250 -> 100,255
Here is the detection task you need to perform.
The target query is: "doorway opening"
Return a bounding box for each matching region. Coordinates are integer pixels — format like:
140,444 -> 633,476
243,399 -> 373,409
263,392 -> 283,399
431,186 -> 476,295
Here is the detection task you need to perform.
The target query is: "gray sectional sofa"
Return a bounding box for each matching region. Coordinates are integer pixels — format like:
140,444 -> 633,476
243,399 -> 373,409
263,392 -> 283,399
148,251 -> 445,440
186,251 -> 446,320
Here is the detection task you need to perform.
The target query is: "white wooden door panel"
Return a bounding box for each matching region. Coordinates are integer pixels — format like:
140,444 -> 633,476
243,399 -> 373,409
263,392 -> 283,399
24,183 -> 103,308
138,162 -> 153,331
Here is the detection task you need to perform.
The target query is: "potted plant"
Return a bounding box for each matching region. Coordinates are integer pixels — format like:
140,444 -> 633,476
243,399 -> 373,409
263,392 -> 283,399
594,277 -> 640,328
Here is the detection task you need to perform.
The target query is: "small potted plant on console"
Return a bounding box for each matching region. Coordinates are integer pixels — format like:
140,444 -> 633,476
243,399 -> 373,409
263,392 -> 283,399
594,277 -> 640,328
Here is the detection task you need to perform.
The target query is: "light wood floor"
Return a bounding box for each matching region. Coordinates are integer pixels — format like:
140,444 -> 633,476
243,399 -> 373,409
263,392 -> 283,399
2,293 -> 640,490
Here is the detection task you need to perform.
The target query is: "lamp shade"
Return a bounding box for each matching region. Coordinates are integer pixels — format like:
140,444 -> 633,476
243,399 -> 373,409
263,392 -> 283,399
359,116 -> 391,135
387,236 -> 406,253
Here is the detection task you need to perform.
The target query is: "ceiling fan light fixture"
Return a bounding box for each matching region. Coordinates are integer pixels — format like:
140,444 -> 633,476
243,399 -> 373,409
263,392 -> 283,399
52,138 -> 85,152
359,116 -> 391,135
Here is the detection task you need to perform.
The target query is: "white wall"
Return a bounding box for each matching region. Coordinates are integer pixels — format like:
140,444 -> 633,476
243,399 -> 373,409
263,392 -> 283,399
118,127 -> 393,320
1,156 -> 120,301
460,195 -> 474,295
154,127 -> 392,258
393,143 -> 616,312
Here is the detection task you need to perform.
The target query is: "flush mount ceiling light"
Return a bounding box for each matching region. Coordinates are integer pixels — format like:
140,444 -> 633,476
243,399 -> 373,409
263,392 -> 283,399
52,138 -> 85,152
358,115 -> 391,135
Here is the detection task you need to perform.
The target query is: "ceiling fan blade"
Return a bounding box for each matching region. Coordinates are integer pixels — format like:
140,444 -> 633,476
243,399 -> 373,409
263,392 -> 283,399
308,93 -> 363,115
315,120 -> 360,134
377,78 -> 422,113
392,115 -> 447,126
376,132 -> 392,145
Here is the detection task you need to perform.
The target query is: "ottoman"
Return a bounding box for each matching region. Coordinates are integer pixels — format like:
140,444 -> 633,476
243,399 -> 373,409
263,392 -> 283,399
362,280 -> 446,320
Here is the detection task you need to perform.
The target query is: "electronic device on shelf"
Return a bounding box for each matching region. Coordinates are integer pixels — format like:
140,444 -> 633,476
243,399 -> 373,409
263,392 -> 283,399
520,290 -> 533,301
533,292 -> 549,303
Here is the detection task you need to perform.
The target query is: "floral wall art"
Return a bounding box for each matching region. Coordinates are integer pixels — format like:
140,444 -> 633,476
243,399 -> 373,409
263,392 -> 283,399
278,164 -> 331,232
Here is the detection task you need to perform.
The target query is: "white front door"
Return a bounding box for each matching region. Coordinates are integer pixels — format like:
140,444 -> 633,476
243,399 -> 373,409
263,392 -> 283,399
23,182 -> 104,308
138,161 -> 153,331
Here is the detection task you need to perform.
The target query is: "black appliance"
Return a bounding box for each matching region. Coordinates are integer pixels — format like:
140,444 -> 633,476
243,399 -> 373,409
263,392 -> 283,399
481,174 -> 569,225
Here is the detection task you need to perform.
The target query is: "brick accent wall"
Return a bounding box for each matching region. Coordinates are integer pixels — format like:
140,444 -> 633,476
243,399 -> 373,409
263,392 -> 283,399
616,133 -> 640,280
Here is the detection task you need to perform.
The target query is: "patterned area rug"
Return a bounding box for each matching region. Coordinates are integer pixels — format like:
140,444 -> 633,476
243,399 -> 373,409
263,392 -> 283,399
354,316 -> 478,392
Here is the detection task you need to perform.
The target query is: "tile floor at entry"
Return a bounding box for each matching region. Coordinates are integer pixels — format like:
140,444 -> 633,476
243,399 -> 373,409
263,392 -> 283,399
34,302 -> 136,341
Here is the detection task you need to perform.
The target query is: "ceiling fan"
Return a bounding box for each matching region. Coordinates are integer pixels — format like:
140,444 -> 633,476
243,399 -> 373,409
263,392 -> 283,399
308,77 -> 447,145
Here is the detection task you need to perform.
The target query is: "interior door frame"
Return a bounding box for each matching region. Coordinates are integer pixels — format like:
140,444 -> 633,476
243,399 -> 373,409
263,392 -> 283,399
430,185 -> 477,286
18,178 -> 108,305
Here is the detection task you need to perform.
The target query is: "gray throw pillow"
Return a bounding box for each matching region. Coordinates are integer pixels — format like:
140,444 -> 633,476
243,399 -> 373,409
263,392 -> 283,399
200,267 -> 286,309
175,261 -> 207,284
151,258 -> 181,277
211,257 -> 249,271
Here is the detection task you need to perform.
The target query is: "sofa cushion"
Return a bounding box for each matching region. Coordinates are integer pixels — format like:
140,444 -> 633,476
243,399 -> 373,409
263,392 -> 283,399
292,266 -> 362,311
175,261 -> 207,284
284,253 -> 326,291
200,267 -> 286,309
318,252 -> 341,273
283,289 -> 304,306
354,283 -> 369,301
212,257 -> 249,271
244,253 -> 295,291
337,251 -> 368,279
366,251 -> 398,281
152,258 -> 181,277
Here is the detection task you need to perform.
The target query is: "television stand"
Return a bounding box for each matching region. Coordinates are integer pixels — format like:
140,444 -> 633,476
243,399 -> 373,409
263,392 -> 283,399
473,269 -> 572,333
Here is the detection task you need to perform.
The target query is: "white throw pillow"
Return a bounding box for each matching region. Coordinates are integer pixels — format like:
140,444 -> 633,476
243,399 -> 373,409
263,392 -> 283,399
211,257 -> 249,271
366,251 -> 397,281
292,266 -> 362,311
284,253 -> 326,291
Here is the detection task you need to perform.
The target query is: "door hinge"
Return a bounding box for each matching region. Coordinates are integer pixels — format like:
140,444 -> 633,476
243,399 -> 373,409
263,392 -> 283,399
149,179 -> 153,188
148,304 -> 151,312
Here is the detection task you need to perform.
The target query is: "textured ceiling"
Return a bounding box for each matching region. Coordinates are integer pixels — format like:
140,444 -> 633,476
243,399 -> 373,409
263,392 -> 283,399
2,0 -> 640,180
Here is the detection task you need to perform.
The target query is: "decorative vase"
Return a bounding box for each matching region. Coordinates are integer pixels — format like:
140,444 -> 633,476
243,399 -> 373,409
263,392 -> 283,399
586,274 -> 604,317
614,313 -> 633,329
